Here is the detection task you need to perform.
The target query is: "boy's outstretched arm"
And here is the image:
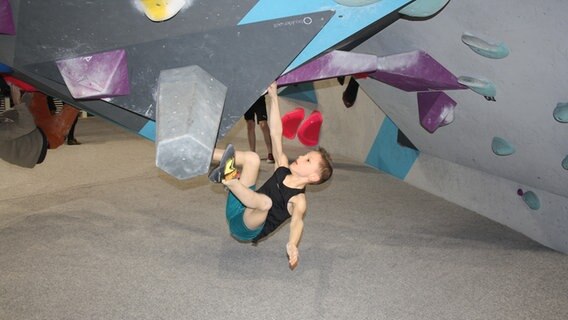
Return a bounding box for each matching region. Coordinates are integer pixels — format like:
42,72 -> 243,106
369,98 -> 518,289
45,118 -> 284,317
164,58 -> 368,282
266,82 -> 288,169
287,198 -> 306,270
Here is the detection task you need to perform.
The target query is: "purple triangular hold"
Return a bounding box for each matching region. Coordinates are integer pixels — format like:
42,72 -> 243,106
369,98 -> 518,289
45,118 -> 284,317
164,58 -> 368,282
276,50 -> 378,86
0,0 -> 16,35
417,91 -> 456,133
369,51 -> 466,92
56,49 -> 130,99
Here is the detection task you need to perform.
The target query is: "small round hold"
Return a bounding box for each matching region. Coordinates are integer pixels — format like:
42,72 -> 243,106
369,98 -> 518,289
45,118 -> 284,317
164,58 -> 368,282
522,191 -> 540,210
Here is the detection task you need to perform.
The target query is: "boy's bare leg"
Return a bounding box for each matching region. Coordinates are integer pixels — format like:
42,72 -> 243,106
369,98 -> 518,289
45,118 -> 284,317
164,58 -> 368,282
213,148 -> 259,187
213,148 -> 272,230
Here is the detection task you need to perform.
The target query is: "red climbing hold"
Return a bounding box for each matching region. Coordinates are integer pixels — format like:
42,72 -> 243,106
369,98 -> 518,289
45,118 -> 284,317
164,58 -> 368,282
297,110 -> 323,147
281,107 -> 305,139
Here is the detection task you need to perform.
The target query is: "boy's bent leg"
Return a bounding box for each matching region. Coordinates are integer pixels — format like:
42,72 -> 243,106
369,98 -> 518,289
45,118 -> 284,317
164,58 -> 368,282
242,207 -> 270,231
210,145 -> 237,183
213,146 -> 271,230
225,186 -> 264,240
228,151 -> 271,215
223,176 -> 271,212
224,180 -> 271,231
234,150 -> 261,187
212,148 -> 261,187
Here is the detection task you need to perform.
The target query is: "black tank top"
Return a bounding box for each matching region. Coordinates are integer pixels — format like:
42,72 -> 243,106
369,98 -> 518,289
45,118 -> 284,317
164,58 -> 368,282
253,167 -> 305,242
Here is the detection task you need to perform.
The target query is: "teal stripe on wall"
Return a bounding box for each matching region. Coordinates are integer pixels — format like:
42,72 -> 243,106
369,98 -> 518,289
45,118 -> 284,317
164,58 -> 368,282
279,82 -> 318,105
365,116 -> 419,180
138,120 -> 156,141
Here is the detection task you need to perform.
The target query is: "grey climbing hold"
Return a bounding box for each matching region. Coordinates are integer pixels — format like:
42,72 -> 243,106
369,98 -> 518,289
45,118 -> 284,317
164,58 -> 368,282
155,65 -> 227,180
492,137 -> 515,156
522,191 -> 540,210
461,32 -> 510,59
333,0 -> 381,7
553,102 -> 568,123
458,76 -> 497,101
562,155 -> 568,170
399,0 -> 450,18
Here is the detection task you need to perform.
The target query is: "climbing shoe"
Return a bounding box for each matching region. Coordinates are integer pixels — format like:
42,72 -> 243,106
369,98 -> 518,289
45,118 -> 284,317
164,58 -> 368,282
208,144 -> 238,183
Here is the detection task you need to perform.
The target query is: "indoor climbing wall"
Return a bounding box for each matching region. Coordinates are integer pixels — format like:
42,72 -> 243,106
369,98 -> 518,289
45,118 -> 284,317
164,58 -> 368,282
0,0 -> 412,179
2,0 -> 566,251
336,0 -> 568,252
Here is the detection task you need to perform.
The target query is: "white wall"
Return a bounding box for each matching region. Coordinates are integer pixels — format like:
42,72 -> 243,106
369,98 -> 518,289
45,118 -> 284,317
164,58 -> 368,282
312,76 -> 568,253
315,78 -> 385,162
353,0 -> 568,199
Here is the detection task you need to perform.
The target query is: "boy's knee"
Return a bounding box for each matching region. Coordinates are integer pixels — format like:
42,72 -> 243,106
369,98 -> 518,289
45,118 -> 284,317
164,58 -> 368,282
260,196 -> 272,212
244,151 -> 261,166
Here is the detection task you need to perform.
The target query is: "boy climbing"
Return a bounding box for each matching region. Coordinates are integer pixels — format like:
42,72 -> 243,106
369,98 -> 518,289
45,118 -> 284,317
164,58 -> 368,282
209,82 -> 333,269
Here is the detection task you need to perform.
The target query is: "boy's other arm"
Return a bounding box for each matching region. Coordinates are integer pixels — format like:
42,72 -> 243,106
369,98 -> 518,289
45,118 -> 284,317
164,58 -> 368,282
287,196 -> 306,270
266,82 -> 288,169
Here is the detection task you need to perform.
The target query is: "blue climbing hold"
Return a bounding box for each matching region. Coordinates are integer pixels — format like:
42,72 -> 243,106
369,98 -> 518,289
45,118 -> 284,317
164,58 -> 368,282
399,0 -> 450,17
461,33 -> 510,59
522,191 -> 540,210
458,76 -> 497,101
0,63 -> 12,73
553,102 -> 568,123
491,137 -> 515,156
562,155 -> 568,171
333,0 -> 381,6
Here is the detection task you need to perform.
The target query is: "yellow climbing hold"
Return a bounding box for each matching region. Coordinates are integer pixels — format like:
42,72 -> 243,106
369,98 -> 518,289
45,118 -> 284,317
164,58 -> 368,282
139,0 -> 185,22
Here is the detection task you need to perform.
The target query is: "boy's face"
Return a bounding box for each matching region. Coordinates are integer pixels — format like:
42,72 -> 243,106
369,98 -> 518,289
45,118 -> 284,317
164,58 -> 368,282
290,151 -> 322,183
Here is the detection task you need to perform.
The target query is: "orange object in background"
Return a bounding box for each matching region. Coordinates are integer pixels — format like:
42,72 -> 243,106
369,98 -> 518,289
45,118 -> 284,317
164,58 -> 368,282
27,92 -> 79,149
297,110 -> 323,147
281,107 -> 305,139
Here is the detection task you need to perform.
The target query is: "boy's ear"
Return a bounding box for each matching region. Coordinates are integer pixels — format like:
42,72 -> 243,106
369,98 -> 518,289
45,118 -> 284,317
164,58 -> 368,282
308,172 -> 320,183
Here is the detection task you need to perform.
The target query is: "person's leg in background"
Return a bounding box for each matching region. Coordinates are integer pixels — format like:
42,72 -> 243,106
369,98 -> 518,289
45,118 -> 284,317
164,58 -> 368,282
66,114 -> 81,145
252,95 -> 273,163
258,119 -> 273,163
244,104 -> 257,152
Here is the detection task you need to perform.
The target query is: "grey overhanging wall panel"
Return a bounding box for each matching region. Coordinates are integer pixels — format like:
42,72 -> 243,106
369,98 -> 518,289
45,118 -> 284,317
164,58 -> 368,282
24,11 -> 334,136
1,1 -> 333,136
12,0 -> 259,66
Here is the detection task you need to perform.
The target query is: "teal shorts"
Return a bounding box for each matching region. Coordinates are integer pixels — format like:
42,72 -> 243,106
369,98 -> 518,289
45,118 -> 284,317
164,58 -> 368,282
226,185 -> 264,241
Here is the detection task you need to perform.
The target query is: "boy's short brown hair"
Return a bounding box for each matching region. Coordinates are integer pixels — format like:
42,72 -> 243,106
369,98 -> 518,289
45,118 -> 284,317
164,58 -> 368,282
313,147 -> 333,185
